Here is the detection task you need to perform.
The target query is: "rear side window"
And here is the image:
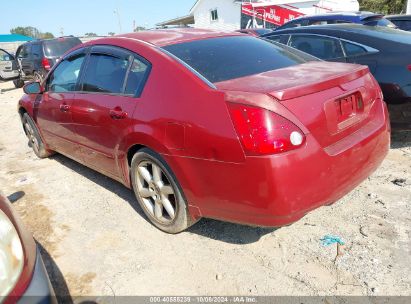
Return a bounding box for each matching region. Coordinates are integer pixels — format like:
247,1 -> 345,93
163,36 -> 313,83
48,54 -> 85,92
31,44 -> 42,59
124,57 -> 149,96
82,54 -> 129,94
289,35 -> 344,60
341,41 -> 367,57
43,38 -> 82,57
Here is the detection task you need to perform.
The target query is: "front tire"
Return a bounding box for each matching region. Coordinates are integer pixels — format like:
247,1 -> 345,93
22,113 -> 53,158
130,148 -> 196,233
13,78 -> 24,88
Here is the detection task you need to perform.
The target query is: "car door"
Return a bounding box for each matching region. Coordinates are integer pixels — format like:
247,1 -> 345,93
36,49 -> 87,161
0,49 -> 19,80
288,34 -> 346,62
71,46 -> 151,178
340,40 -> 379,73
16,44 -> 32,76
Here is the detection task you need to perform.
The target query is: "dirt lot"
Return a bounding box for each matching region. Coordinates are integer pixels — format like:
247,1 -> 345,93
0,81 -> 410,299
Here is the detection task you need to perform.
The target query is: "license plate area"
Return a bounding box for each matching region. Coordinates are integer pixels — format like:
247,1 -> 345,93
324,90 -> 367,135
336,93 -> 363,123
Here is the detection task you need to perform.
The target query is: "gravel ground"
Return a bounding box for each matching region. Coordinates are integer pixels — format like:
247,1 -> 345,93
0,81 -> 410,300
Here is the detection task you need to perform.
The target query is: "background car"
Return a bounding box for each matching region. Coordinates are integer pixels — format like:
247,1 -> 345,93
276,11 -> 397,31
386,14 -> 411,31
263,24 -> 411,129
14,36 -> 82,88
0,193 -> 55,302
0,48 -> 19,82
236,28 -> 273,36
18,29 -> 389,233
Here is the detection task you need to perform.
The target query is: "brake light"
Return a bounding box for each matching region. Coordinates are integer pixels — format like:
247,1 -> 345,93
408,65 -> 411,71
228,103 -> 305,155
41,58 -> 51,70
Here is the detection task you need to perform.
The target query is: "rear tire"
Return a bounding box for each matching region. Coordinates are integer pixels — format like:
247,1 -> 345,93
130,148 -> 197,233
13,79 -> 24,88
22,113 -> 53,158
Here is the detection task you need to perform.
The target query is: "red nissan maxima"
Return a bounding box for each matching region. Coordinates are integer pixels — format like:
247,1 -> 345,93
18,29 -> 390,233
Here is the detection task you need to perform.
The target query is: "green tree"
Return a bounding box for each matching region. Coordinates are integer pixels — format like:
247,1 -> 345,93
358,0 -> 407,14
40,32 -> 55,39
10,26 -> 55,39
108,32 -> 115,36
85,32 -> 98,37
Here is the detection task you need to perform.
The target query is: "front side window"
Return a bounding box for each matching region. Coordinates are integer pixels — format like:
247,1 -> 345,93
341,41 -> 367,57
0,50 -> 12,61
163,36 -> 316,83
82,54 -> 129,94
391,19 -> 411,31
47,54 -> 85,92
18,45 -> 30,59
289,35 -> 344,60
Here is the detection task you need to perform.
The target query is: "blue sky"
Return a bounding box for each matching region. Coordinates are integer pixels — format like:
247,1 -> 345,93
0,0 -> 195,37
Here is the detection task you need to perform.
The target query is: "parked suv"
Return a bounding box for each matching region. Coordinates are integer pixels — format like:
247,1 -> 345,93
276,11 -> 397,31
14,36 -> 82,88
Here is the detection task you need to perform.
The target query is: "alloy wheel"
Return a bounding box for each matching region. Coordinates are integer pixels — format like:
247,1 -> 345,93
24,121 -> 39,153
135,161 -> 177,224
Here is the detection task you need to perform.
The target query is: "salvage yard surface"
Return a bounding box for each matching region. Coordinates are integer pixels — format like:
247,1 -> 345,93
0,81 -> 410,298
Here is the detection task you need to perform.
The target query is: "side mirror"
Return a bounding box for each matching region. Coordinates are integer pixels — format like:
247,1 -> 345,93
23,82 -> 43,94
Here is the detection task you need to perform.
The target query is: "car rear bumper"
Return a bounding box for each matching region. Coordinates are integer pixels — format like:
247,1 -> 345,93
17,247 -> 56,304
172,102 -> 390,227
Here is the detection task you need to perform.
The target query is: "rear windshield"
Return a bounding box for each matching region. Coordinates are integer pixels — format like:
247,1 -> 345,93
162,36 -> 315,83
43,38 -> 82,57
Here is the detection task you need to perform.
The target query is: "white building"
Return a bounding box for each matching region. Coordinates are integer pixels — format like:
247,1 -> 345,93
157,0 -> 360,30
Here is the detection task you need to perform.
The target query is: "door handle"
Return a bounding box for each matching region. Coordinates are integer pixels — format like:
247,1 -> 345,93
109,107 -> 128,119
60,103 -> 70,112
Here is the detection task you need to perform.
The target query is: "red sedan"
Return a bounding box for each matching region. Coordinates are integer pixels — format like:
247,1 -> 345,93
18,29 -> 390,233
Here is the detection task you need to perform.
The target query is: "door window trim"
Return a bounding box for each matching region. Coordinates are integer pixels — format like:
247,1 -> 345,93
45,46 -> 90,93
77,45 -> 152,98
286,33 -> 379,59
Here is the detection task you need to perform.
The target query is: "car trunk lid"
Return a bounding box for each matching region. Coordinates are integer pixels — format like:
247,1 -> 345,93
215,61 -> 381,149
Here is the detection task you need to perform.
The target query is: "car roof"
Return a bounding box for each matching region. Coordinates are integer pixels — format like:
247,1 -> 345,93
269,23 -> 391,35
118,28 -> 243,47
293,11 -> 382,22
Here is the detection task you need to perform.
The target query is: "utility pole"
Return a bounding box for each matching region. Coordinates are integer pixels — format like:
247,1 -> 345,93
60,27 -> 64,36
114,9 -> 123,33
407,0 -> 411,14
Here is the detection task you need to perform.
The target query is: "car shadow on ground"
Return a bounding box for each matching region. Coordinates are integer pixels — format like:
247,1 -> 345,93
37,242 -> 73,304
52,154 -> 275,244
0,86 -> 18,93
391,131 -> 411,149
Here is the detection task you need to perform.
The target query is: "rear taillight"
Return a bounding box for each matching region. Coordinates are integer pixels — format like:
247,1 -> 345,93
41,57 -> 51,70
228,103 -> 305,155
407,65 -> 411,71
